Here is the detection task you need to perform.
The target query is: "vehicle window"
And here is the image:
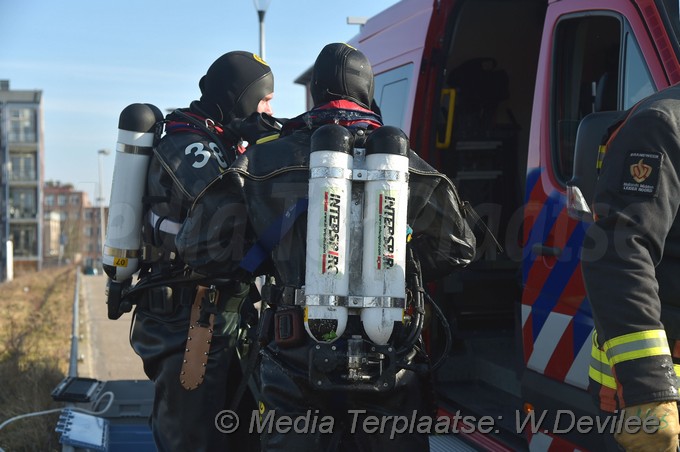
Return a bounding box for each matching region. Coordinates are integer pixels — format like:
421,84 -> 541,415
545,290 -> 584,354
622,32 -> 655,109
552,15 -> 621,182
374,64 -> 413,129
657,0 -> 680,50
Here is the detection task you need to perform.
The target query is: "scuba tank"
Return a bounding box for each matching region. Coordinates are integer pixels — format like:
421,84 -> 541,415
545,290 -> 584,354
103,103 -> 163,281
103,103 -> 163,320
359,126 -> 410,345
303,124 -> 354,343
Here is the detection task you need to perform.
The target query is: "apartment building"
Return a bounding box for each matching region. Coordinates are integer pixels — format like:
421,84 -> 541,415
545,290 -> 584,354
0,80 -> 44,279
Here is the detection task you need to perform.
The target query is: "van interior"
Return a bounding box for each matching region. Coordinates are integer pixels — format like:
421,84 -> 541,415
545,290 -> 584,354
427,0 -> 621,440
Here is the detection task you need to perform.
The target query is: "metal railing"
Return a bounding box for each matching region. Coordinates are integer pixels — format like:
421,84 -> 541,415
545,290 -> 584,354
68,268 -> 81,377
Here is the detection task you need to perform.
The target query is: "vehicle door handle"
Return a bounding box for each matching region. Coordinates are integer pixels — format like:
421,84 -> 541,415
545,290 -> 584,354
532,243 -> 562,257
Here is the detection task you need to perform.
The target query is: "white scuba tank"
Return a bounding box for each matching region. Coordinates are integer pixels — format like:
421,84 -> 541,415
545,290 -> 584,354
103,103 -> 163,281
304,124 -> 354,343
360,126 -> 410,345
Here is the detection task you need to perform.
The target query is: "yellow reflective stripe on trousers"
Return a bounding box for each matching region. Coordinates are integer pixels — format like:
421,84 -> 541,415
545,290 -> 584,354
590,332 -> 616,389
604,330 -> 670,365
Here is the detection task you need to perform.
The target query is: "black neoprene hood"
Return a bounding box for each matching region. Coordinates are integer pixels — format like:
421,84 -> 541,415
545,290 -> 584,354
310,43 -> 374,109
199,51 -> 274,123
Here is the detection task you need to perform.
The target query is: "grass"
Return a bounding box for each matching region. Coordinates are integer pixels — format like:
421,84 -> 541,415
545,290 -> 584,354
0,265 -> 77,452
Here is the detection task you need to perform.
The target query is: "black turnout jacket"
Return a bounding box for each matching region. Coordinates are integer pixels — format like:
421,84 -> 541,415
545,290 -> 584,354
583,84 -> 680,411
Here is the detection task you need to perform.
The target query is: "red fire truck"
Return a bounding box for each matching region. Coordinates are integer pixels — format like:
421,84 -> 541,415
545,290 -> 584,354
314,0 -> 680,450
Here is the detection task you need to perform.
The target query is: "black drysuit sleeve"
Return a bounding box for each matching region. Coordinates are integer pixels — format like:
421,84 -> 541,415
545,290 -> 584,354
407,171 -> 476,282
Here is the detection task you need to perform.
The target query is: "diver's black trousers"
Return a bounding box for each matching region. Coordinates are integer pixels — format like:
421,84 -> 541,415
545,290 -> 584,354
130,284 -> 258,452
257,340 -> 432,452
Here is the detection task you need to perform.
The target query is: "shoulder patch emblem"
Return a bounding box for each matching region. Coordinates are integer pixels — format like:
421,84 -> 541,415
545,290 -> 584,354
620,150 -> 662,197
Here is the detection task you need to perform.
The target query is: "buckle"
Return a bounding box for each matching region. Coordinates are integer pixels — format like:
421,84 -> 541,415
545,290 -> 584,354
148,286 -> 174,315
262,284 -> 298,306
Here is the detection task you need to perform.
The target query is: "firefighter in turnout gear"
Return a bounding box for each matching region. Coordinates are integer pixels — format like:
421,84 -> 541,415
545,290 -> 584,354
127,51 -> 281,452
582,84 -> 680,451
175,43 -> 476,451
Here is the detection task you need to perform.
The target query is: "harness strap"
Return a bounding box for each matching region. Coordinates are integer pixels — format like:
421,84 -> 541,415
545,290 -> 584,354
239,198 -> 309,273
148,210 -> 182,235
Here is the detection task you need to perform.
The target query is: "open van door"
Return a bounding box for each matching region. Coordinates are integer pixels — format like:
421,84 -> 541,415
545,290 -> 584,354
343,0 -> 674,450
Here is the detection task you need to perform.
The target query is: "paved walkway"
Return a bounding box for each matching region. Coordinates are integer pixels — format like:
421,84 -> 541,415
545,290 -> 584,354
72,274 -> 485,451
77,274 -> 147,381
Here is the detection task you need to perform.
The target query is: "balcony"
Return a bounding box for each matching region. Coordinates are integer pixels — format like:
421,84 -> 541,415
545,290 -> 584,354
9,170 -> 38,183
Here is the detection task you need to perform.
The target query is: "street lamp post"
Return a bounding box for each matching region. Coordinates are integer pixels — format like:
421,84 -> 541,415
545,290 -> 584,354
253,0 -> 272,60
347,16 -> 368,27
97,149 -> 110,267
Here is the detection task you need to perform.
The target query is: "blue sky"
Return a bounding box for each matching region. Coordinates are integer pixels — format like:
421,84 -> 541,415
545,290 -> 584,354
0,0 -> 400,204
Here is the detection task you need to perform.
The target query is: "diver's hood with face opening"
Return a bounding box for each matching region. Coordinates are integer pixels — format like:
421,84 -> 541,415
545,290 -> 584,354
198,51 -> 274,123
311,43 -> 374,110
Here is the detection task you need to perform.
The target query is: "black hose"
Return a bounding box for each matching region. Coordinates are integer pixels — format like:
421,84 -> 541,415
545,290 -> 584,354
395,249 -> 426,359
425,291 -> 452,371
123,271 -> 234,298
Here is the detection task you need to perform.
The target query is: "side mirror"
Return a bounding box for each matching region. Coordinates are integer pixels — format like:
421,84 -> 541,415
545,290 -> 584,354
567,111 -> 624,222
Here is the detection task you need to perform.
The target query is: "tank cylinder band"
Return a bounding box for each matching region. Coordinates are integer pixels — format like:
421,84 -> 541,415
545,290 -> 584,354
300,294 -> 349,307
348,296 -> 406,308
353,169 -> 408,182
309,167 -> 353,180
103,246 -> 140,258
116,142 -> 154,155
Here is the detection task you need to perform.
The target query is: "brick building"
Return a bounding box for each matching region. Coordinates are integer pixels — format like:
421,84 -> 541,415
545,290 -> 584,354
43,182 -> 106,270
